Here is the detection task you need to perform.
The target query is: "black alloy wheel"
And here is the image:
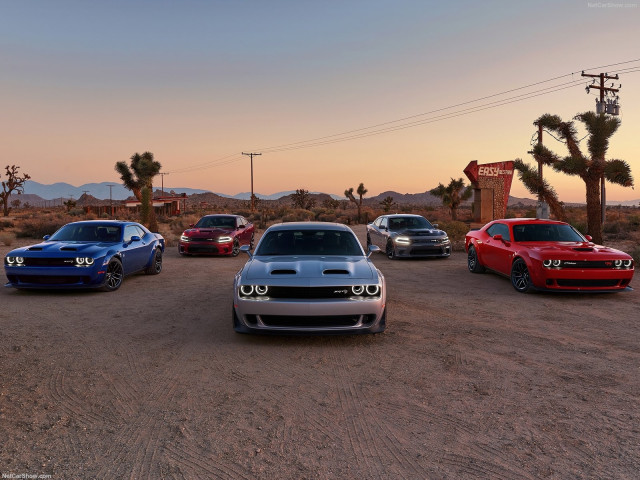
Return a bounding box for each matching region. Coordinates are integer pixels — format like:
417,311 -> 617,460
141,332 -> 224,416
145,248 -> 163,275
467,245 -> 485,273
511,258 -> 532,293
101,258 -> 124,292
232,238 -> 240,257
386,241 -> 396,260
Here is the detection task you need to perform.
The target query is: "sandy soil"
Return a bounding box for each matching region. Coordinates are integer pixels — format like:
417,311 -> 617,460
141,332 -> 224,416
1,225 -> 639,479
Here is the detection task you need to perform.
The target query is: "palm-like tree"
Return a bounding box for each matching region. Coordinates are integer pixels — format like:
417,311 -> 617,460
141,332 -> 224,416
115,152 -> 162,231
513,158 -> 567,222
430,178 -> 472,221
345,182 -> 368,223
532,112 -> 633,244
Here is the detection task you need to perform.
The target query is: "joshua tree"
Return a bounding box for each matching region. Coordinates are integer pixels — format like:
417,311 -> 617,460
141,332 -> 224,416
115,152 -> 161,231
513,158 -> 567,222
430,178 -> 472,221
0,165 -> 30,217
345,183 -> 368,223
63,199 -> 77,212
532,112 -> 633,244
291,189 -> 316,210
380,196 -> 395,213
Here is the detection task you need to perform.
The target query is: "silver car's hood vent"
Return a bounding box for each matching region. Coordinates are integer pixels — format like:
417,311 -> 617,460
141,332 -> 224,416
247,256 -> 376,280
323,269 -> 349,275
270,269 -> 297,275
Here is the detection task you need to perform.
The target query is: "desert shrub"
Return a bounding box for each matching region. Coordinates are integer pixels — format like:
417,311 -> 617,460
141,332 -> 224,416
631,246 -> 640,265
169,215 -> 200,235
437,220 -> 469,242
571,221 -> 588,235
17,219 -> 67,238
0,232 -> 16,246
0,220 -> 15,230
317,212 -> 338,222
281,209 -> 314,222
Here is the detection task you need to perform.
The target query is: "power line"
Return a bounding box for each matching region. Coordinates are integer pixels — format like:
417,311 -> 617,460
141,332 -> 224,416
165,58 -> 640,175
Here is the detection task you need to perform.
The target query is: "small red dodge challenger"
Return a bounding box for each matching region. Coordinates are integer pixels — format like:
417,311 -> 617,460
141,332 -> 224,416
179,214 -> 254,257
465,218 -> 634,293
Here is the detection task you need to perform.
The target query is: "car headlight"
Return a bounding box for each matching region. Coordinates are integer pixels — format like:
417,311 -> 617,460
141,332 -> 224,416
180,235 -> 190,242
614,259 -> 622,268
6,256 -> 25,266
239,284 -> 269,298
623,259 -> 633,268
441,237 -> 450,244
351,284 -> 381,298
394,236 -> 411,245
217,236 -> 233,243
543,259 -> 562,268
75,257 -> 95,267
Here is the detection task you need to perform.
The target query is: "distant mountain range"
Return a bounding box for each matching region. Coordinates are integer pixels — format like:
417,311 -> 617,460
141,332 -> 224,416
16,180 -> 640,207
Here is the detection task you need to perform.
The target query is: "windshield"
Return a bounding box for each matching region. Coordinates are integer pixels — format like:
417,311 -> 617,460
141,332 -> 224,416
50,224 -> 122,242
388,216 -> 433,231
255,229 -> 364,256
512,223 -> 585,242
195,216 -> 236,229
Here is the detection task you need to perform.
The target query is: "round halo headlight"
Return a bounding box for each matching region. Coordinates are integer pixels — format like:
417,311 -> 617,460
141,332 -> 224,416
240,285 -> 254,296
552,259 -> 561,267
16,257 -> 24,264
351,285 -> 365,295
623,259 -> 632,268
76,257 -> 85,265
365,285 -> 380,295
614,259 -> 622,267
543,259 -> 552,267
85,257 -> 95,266
255,285 -> 268,295
6,256 -> 15,264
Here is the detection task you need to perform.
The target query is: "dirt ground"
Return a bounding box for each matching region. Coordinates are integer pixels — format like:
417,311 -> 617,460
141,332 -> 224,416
1,224 -> 639,479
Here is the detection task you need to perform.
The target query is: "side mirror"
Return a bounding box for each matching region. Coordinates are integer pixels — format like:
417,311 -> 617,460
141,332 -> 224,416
240,244 -> 252,257
43,235 -> 51,241
433,224 -> 439,228
238,224 -> 245,229
130,235 -> 141,243
189,224 -> 195,228
585,235 -> 593,242
368,244 -> 380,257
492,234 -> 503,242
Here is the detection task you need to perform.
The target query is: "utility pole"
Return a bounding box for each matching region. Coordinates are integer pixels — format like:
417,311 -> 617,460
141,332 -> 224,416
107,184 -> 115,218
242,152 -> 262,211
529,121 -> 549,219
158,172 -> 169,196
582,71 -> 621,225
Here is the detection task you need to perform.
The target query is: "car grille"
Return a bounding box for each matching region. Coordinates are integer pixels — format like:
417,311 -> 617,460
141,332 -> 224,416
561,261 -> 624,269
188,245 -> 220,253
265,286 -> 380,299
556,279 -> 621,287
246,314 -> 376,328
10,275 -> 89,285
21,258 -> 77,267
410,247 -> 447,255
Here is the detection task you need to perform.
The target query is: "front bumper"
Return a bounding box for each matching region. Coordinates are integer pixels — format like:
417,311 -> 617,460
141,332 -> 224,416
394,243 -> 451,258
233,284 -> 387,334
531,267 -> 634,292
179,240 -> 233,256
4,263 -> 107,289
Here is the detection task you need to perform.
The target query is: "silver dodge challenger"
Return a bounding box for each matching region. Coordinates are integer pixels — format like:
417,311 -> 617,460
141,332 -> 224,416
233,222 -> 386,334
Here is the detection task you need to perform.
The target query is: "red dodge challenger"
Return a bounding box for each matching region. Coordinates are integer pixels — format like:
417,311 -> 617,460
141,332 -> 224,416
465,218 -> 634,293
179,214 -> 255,257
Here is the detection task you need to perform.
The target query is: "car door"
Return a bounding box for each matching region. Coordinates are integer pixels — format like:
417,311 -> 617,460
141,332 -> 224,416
376,217 -> 389,248
482,223 -> 512,275
122,225 -> 148,273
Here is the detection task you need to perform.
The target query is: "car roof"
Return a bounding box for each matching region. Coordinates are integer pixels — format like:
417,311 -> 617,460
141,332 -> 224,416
265,222 -> 354,232
381,214 -> 426,218
65,220 -> 139,226
490,218 -> 568,226
200,214 -> 241,218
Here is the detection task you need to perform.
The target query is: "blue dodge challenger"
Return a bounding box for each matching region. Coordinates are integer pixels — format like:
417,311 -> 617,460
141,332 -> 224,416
4,220 -> 164,291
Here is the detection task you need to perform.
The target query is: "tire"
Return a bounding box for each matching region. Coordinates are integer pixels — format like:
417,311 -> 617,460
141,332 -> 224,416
467,245 -> 485,273
511,258 -> 532,293
145,248 -> 163,275
249,233 -> 255,249
386,241 -> 396,260
101,258 -> 123,292
366,234 -> 372,249
231,238 -> 240,257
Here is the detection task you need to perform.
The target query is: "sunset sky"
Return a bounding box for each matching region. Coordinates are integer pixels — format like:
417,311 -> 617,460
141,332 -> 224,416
2,1 -> 639,202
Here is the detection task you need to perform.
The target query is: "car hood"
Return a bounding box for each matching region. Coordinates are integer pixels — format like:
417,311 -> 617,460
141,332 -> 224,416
9,241 -> 113,256
245,256 -> 377,280
184,228 -> 232,237
395,228 -> 446,237
521,242 -> 629,257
